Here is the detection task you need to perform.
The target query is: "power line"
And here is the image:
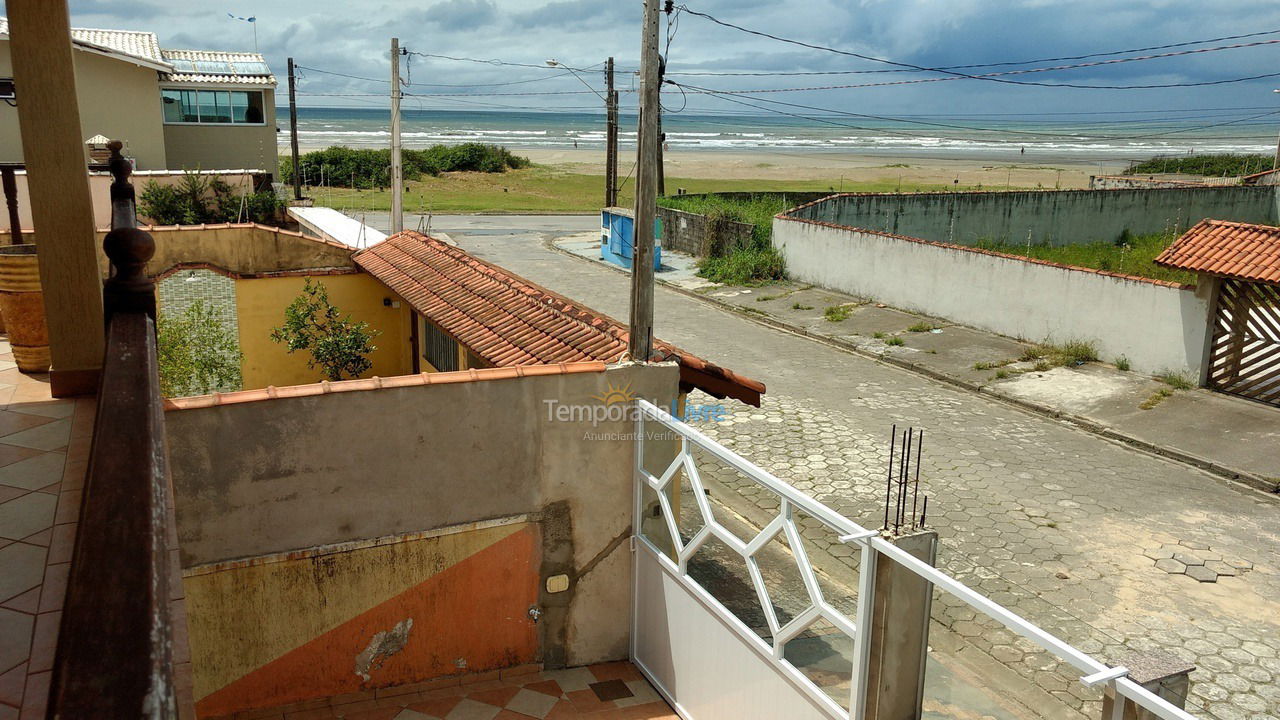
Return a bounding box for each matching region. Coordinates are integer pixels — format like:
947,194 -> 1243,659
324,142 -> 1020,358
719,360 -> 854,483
681,38 -> 1280,93
666,26 -> 1280,76
672,80 -> 1280,143
297,63 -> 591,88
676,6 -> 1280,90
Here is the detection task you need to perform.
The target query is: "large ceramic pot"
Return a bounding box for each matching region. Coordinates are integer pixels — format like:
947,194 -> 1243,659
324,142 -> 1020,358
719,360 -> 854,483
0,245 -> 49,373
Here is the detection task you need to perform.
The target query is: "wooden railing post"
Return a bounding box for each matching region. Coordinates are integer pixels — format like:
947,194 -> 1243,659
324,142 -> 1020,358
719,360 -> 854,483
47,139 -> 175,719
102,140 -> 156,319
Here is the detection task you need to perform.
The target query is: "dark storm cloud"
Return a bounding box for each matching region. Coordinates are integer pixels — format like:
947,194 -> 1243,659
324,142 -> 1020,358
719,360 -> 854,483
6,0 -> 1280,115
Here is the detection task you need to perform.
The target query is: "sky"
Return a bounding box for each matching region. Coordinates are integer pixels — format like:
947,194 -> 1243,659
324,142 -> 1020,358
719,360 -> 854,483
9,0 -> 1280,125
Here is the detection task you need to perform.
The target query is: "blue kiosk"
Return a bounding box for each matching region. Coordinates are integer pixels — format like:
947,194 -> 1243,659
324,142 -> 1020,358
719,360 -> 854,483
601,207 -> 662,271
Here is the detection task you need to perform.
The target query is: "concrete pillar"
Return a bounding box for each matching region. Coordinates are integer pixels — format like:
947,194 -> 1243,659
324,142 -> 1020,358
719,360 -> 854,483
1101,652 -> 1195,720
863,529 -> 938,720
7,0 -> 105,396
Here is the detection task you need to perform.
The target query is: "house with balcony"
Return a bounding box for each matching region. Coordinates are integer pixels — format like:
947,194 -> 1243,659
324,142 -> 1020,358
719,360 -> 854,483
0,16 -> 278,174
0,5 -> 1212,720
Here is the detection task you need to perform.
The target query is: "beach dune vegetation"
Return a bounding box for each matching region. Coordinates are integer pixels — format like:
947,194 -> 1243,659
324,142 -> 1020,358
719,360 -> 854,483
281,144 -> 530,189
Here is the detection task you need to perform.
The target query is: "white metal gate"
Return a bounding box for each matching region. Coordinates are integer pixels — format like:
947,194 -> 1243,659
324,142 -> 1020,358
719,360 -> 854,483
629,399 -> 1201,720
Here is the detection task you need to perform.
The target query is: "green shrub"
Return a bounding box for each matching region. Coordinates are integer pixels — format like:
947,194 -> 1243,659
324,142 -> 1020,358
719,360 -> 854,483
823,305 -> 852,322
1156,372 -> 1195,390
1124,154 -> 1271,178
907,321 -> 937,332
696,247 -> 785,285
139,173 -> 282,226
885,336 -> 905,347
281,143 -> 531,189
157,300 -> 242,397
1115,356 -> 1131,371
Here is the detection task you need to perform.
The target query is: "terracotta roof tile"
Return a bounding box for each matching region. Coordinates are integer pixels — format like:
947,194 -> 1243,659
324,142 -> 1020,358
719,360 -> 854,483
355,231 -> 765,406
1155,219 -> 1280,285
165,363 -> 608,410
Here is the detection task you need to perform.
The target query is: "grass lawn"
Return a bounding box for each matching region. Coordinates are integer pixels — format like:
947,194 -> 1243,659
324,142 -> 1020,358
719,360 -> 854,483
304,163 -> 990,215
973,232 -> 1196,285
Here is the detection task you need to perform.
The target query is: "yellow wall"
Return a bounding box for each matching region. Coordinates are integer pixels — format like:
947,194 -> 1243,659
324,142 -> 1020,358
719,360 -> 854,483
235,272 -> 413,389
162,88 -> 279,174
0,39 -> 167,169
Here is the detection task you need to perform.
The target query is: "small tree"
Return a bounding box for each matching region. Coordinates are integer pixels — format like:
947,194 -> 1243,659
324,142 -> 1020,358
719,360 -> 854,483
157,300 -> 243,397
271,278 -> 380,381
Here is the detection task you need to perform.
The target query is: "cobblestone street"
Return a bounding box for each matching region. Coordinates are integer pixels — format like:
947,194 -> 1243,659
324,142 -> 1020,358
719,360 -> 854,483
426,216 -> 1280,720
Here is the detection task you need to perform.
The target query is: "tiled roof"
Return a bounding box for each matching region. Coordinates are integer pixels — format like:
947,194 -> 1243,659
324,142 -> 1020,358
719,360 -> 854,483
1,16 -> 169,70
1155,219 -> 1280,285
355,231 -> 765,406
165,362 -> 608,409
160,49 -> 276,85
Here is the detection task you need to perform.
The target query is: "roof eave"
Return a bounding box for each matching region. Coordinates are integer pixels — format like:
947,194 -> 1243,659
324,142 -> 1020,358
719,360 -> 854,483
70,39 -> 172,72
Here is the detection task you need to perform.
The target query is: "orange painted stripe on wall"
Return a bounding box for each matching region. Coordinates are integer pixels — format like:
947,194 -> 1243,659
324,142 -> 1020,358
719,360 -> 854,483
195,525 -> 541,717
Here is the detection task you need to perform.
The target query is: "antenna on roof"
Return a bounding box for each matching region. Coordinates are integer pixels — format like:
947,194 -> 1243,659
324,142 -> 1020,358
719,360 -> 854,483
226,13 -> 258,52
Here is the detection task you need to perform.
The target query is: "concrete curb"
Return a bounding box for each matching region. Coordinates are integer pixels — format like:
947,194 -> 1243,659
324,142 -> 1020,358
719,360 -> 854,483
545,238 -> 1278,497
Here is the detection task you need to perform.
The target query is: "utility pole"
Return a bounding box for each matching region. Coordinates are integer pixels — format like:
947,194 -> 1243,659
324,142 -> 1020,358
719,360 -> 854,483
390,37 -> 404,234
657,112 -> 665,197
605,57 -> 619,208
287,57 -> 302,201
629,0 -> 661,361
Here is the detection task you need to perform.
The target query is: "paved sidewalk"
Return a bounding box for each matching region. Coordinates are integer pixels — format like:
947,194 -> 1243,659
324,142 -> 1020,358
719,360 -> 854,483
554,237 -> 1279,489
424,218 -> 1280,720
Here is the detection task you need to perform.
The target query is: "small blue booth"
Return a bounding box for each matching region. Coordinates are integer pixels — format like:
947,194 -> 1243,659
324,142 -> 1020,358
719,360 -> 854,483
601,207 -> 662,271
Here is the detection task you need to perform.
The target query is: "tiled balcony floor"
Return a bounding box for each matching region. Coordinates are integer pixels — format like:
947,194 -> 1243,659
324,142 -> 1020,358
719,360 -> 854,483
209,662 -> 677,720
0,341 -> 95,720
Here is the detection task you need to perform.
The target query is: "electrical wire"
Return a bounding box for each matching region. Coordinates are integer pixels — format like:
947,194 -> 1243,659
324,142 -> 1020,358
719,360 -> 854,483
674,38 -> 1280,93
665,26 -> 1280,76
676,6 -> 1280,90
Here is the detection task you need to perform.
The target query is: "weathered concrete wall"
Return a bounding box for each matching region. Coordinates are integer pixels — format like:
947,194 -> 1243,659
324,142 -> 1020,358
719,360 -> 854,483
184,519 -> 541,716
787,187 -> 1279,246
0,39 -> 167,169
127,224 -> 353,278
774,217 -> 1214,376
656,206 -> 754,256
1088,176 -> 1210,190
166,363 -> 680,691
233,272 -> 412,389
0,171 -> 262,232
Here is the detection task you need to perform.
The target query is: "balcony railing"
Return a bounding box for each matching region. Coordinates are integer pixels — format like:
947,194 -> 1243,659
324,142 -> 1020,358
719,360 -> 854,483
47,142 -> 177,718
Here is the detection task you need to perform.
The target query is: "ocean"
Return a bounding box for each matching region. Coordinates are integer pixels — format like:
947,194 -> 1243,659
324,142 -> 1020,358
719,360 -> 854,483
283,106 -> 1278,164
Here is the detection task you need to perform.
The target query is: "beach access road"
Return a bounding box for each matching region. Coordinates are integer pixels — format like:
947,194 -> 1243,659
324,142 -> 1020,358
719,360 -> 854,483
357,212 -> 1280,720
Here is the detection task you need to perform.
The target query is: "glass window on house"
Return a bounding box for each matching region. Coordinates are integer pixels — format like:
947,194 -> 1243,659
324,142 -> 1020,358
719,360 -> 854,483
161,89 -> 200,123
197,90 -> 232,123
161,89 -> 265,124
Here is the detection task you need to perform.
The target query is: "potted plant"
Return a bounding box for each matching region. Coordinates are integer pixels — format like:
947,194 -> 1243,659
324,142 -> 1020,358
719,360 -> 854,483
0,244 -> 50,372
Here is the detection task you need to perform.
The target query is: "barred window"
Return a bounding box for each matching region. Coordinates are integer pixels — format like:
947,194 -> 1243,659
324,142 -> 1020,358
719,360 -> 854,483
420,317 -> 458,372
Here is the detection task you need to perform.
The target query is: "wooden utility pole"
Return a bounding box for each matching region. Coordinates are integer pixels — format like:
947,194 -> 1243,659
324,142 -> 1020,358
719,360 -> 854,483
657,112 -> 665,197
287,57 -> 302,200
629,0 -> 661,361
390,37 -> 404,234
605,57 -> 619,208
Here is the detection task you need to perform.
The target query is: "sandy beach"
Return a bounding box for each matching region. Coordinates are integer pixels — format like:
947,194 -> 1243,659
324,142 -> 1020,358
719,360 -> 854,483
289,143 -> 1120,190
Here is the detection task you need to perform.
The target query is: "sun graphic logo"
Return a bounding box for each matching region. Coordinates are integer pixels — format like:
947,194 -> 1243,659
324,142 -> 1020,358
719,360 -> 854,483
591,380 -> 637,405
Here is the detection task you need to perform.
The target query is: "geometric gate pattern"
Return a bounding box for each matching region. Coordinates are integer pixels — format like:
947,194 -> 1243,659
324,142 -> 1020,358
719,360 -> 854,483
1208,278 -> 1280,406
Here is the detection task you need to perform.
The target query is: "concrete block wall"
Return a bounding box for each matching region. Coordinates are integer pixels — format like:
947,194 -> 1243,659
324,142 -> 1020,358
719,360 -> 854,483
773,217 -> 1215,376
656,206 -> 754,256
786,186 -> 1279,247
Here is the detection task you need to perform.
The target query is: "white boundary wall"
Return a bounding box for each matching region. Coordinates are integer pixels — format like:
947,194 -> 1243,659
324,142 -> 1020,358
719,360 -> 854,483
773,217 -> 1215,377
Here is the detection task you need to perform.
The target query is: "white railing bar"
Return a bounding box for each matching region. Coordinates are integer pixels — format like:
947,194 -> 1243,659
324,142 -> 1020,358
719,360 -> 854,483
746,555 -> 782,636
639,399 -> 867,537
678,524 -> 711,573
849,541 -> 877,720
654,487 -> 685,557
1082,666 -> 1129,687
869,535 -> 1103,675
817,601 -> 858,639
744,514 -> 787,557
637,399 -> 1202,720
708,521 -> 750,556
